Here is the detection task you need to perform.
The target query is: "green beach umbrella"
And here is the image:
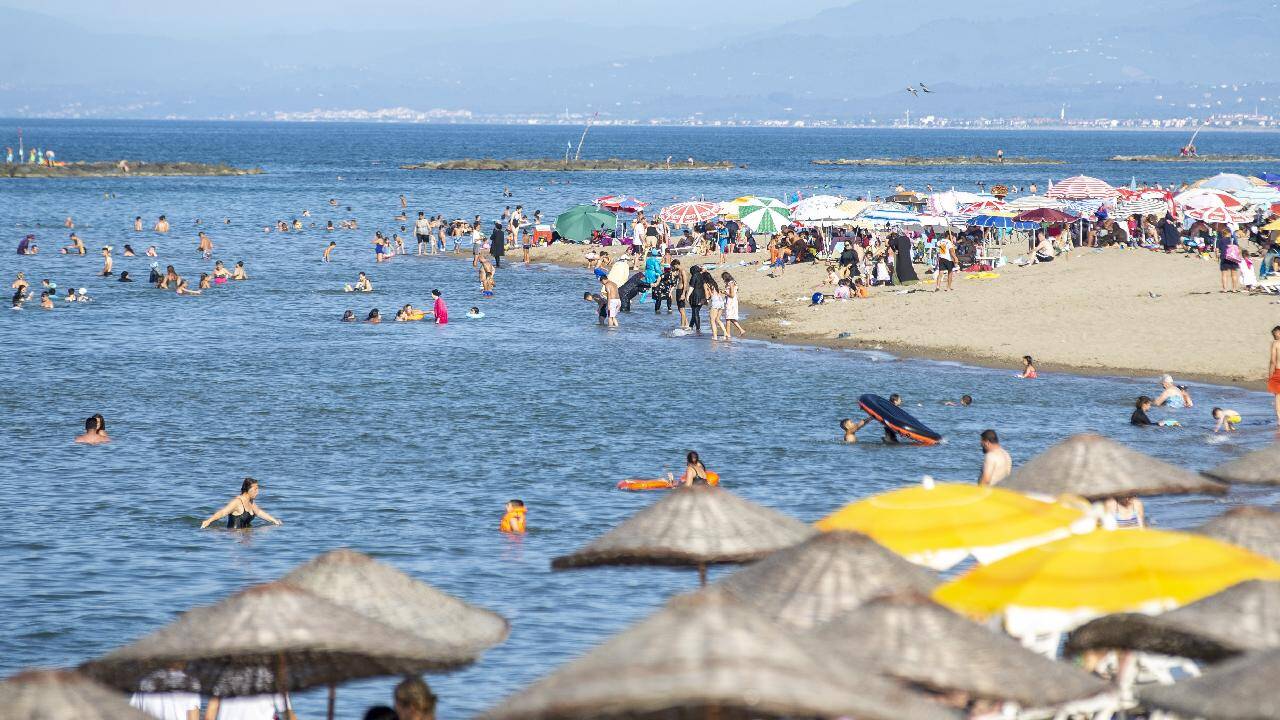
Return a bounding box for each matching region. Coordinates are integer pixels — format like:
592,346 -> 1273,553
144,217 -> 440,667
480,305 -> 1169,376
737,197 -> 791,234
555,205 -> 616,242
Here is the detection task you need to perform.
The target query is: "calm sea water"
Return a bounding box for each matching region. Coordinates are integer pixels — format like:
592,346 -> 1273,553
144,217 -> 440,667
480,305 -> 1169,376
2,121 -> 1280,718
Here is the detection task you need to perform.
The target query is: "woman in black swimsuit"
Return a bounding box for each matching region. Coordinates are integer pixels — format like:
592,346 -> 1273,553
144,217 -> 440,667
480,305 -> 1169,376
200,477 -> 282,529
679,451 -> 709,486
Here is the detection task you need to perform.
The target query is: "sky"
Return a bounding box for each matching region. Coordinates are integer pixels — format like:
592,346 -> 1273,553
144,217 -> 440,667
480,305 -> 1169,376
2,0 -> 1277,120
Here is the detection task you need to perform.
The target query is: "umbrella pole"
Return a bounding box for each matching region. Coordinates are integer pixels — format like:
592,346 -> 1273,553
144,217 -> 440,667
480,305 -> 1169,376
698,563 -> 707,587
328,683 -> 336,720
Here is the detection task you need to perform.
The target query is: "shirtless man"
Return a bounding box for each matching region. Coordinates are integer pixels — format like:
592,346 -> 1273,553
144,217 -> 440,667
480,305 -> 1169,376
601,276 -> 621,328
74,416 -> 109,445
478,256 -> 495,293
1269,326 -> 1280,425
323,241 -> 337,262
100,246 -> 113,276
197,232 -> 212,259
978,429 -> 1012,487
154,215 -> 170,233
133,216 -> 143,232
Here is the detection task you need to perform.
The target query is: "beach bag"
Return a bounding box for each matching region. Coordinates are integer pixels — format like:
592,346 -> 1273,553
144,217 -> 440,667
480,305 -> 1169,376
1224,243 -> 1243,264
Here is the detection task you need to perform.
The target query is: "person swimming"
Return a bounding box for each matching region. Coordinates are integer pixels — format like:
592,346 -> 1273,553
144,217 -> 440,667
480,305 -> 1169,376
466,307 -> 484,319
74,414 -> 109,445
499,500 -> 527,534
679,451 -> 717,486
1132,396 -> 1179,427
1211,407 -> 1241,433
366,308 -> 381,324
944,394 -> 973,407
118,271 -> 133,283
345,272 -> 373,293
200,477 -> 282,529
1019,355 -> 1038,379
1155,374 -> 1193,409
840,417 -> 872,443
341,310 -> 356,322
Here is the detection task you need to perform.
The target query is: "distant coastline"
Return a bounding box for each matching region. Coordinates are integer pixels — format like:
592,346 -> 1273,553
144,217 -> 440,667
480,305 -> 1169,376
813,156 -> 1065,167
400,158 -> 738,171
1,161 -> 262,178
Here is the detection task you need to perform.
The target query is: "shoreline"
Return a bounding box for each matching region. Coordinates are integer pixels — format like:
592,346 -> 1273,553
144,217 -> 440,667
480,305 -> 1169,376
527,243 -> 1274,392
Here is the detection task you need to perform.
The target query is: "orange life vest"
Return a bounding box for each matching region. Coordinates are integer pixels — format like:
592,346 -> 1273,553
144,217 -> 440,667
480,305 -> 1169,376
500,507 -> 527,534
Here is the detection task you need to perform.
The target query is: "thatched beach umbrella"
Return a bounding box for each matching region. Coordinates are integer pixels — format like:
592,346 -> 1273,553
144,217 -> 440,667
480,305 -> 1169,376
478,589 -> 958,720
1001,433 -> 1228,500
1205,443 -> 1280,486
818,594 -> 1107,708
1197,507 -> 1280,562
280,549 -> 510,719
713,531 -> 939,630
1065,580 -> 1280,662
281,548 -> 509,653
0,670 -> 153,720
1140,648 -> 1280,720
551,486 -> 814,585
80,582 -> 473,698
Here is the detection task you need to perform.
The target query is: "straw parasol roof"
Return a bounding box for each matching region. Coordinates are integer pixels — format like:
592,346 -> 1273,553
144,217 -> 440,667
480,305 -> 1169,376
479,589 -> 958,720
713,531 -> 939,630
0,670 -> 153,720
1197,507 -> 1280,562
80,582 -> 474,696
551,486 -> 813,571
1140,647 -> 1280,720
1001,433 -> 1227,500
817,594 -> 1106,707
1205,443 -> 1280,486
1065,580 -> 1280,662
280,548 -> 509,655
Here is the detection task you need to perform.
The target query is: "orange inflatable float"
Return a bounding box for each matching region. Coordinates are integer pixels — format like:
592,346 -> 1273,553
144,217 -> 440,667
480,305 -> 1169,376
617,471 -> 719,491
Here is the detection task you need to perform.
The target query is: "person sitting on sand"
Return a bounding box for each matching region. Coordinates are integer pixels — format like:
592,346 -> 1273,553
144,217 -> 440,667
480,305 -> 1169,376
1212,407 -> 1241,433
74,415 -> 110,444
978,429 -> 1011,487
500,500 -> 527,534
1154,374 -> 1193,409
1019,356 -> 1038,379
200,477 -> 282,529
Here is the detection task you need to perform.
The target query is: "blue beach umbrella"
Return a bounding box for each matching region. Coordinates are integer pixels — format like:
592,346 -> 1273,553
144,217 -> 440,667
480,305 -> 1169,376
968,215 -> 1038,230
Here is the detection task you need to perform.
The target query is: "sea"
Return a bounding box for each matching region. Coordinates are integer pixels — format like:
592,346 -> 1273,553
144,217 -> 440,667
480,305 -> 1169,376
2,121 -> 1279,717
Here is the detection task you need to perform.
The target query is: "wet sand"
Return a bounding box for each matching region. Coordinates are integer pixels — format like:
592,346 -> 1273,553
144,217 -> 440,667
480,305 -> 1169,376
531,242 -> 1277,390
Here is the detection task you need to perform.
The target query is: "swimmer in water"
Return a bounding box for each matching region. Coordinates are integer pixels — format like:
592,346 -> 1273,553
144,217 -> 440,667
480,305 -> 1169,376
466,307 -> 484,319
478,256 -> 495,293
175,278 -> 200,295
64,287 -> 77,303
341,310 -> 356,322
118,271 -> 133,283
840,417 -> 873,443
1211,407 -> 1241,433
198,273 -> 211,290
1131,396 -> 1177,427
323,241 -> 337,262
200,477 -> 282,529
346,272 -> 373,293
366,308 -> 381,324
39,291 -> 53,310
430,288 -> 447,324
74,414 -> 109,444
232,261 -> 247,280
679,451 -> 714,486
76,287 -> 92,302
1019,355 -> 1038,379
500,499 -> 527,534
977,429 -> 1011,486
123,244 -> 135,257
146,246 -> 158,257
197,232 -> 212,259
944,394 -> 973,407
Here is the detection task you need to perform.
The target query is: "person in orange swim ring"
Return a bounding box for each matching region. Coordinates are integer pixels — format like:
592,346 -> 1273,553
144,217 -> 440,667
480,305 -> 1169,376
500,499 -> 526,534
679,451 -> 719,487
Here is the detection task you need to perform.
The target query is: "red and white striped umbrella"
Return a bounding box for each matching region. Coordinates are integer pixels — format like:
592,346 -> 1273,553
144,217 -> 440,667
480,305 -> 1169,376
1174,189 -> 1252,223
956,200 -> 1009,219
658,201 -> 719,226
1046,175 -> 1119,200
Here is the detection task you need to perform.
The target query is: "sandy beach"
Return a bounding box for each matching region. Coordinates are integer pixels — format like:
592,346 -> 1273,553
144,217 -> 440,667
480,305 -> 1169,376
534,243 -> 1278,389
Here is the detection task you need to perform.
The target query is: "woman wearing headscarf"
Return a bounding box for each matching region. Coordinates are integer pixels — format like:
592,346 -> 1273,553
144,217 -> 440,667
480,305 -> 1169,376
489,221 -> 506,268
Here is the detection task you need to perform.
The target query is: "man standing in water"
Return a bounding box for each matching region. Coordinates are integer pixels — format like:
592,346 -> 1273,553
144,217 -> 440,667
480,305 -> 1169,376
1269,326 -> 1280,425
978,429 -> 1011,486
415,212 -> 430,256
601,275 -> 621,328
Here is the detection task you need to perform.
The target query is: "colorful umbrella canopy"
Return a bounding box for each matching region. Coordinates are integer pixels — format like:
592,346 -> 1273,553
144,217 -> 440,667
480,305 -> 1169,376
1193,173 -> 1267,192
1115,198 -> 1172,218
1046,175 -> 1118,200
1174,189 -> 1252,223
554,205 -> 616,242
926,190 -> 986,216
1006,195 -> 1066,211
1014,208 -> 1075,223
0,671 -> 154,720
1232,184 -> 1280,207
1000,433 -> 1227,501
1139,647 -> 1280,720
968,214 -> 1038,229
718,196 -> 765,219
658,201 -> 719,226
819,594 -> 1107,707
789,194 -> 845,222
814,479 -> 1091,571
737,198 -> 791,233
933,529 -> 1280,633
595,195 -> 647,213
713,531 -> 939,630
1065,579 -> 1280,662
859,208 -> 922,226
957,200 -> 1009,217
478,590 -> 957,720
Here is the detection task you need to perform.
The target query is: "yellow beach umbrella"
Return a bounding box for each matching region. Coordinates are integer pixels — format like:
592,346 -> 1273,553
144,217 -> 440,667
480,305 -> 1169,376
1262,218 -> 1280,231
933,528 -> 1280,634
814,478 -> 1092,571
718,196 -> 759,219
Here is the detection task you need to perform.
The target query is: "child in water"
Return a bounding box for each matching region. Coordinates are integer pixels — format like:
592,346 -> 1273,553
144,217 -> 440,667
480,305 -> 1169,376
500,500 -> 526,534
467,307 -> 484,319
1132,396 -> 1179,427
1211,407 -> 1241,433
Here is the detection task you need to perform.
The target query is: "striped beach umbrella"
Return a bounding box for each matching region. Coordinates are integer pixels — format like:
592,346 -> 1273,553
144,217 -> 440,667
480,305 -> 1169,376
1046,175 -> 1118,200
1116,198 -> 1172,218
957,200 -> 1009,217
1174,189 -> 1252,223
789,195 -> 845,222
1232,185 -> 1280,207
1193,173 -> 1268,192
738,198 -> 791,233
1006,195 -> 1066,211
658,201 -> 719,226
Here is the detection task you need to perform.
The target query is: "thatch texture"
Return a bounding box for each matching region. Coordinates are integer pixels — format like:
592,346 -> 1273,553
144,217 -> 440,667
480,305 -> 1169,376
0,670 -> 152,720
1002,433 -> 1227,500
714,531 -> 938,630
80,582 -> 473,696
281,548 -> 508,655
1205,443 -> 1280,486
1141,648 -> 1280,720
478,590 -> 957,720
551,486 -> 813,569
1198,507 -> 1280,562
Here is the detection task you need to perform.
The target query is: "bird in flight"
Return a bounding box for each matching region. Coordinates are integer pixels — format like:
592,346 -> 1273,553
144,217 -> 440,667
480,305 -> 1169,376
906,86 -> 919,96
919,83 -> 932,93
